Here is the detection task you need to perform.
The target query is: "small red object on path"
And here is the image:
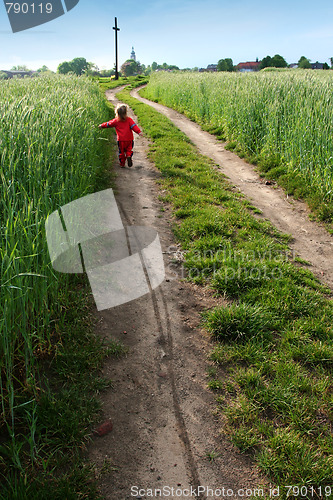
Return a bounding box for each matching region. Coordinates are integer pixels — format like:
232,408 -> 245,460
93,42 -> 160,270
94,419 -> 113,437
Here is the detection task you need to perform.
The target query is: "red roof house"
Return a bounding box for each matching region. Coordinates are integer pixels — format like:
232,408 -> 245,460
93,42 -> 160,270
236,61 -> 261,72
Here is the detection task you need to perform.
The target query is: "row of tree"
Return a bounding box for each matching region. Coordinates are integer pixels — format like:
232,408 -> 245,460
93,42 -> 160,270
3,64 -> 51,73
119,60 -> 180,77
0,64 -> 54,79
5,54 -> 333,80
57,57 -> 97,76
3,59 -> 181,78
259,54 -> 288,69
56,57 -> 180,77
260,55 -> 330,69
217,55 -> 332,72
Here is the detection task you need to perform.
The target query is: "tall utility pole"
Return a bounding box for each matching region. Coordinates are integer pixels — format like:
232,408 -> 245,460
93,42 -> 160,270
113,17 -> 120,80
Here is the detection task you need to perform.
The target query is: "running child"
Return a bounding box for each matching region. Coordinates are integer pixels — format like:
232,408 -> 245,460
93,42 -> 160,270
99,104 -> 141,167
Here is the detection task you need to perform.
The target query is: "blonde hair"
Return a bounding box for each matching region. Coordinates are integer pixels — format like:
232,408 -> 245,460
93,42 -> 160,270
116,104 -> 127,121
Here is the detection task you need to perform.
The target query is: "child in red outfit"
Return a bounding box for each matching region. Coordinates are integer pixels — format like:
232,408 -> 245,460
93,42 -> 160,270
99,104 -> 141,167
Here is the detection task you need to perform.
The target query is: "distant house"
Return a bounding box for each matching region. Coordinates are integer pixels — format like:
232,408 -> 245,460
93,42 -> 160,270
207,64 -> 217,72
199,64 -> 218,72
0,70 -> 36,78
236,61 -> 261,72
311,62 -> 324,70
289,63 -> 298,69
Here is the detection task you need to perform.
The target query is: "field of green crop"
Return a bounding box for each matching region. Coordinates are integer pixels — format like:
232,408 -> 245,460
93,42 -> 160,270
143,70 -> 333,219
0,75 -> 111,484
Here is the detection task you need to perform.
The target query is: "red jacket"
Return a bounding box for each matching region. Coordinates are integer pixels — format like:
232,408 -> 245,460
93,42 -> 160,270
100,116 -> 141,141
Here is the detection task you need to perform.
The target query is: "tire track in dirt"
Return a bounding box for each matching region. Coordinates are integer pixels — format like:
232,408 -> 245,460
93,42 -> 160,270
117,197 -> 203,497
131,87 -> 333,291
87,89 -> 266,499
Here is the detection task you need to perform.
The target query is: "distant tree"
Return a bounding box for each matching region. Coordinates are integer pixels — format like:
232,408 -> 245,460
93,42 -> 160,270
57,61 -> 72,74
57,57 -> 90,76
271,54 -> 288,67
217,59 -> 226,71
100,69 -> 115,77
323,62 -> 330,70
259,54 -> 287,70
11,65 -> 30,71
217,58 -> 234,72
37,65 -> 50,73
120,59 -> 138,76
0,71 -> 8,80
150,62 -> 181,73
148,61 -> 179,72
85,62 -> 99,77
330,57 -> 333,68
70,57 -> 89,76
298,56 -> 311,69
259,55 -> 273,70
136,61 -> 143,74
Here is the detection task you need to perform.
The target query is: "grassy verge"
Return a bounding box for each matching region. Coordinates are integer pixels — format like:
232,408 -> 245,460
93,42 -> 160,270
0,76 -> 126,498
117,85 -> 333,496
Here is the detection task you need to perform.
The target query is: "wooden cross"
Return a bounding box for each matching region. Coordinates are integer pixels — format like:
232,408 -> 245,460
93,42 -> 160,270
113,17 -> 120,80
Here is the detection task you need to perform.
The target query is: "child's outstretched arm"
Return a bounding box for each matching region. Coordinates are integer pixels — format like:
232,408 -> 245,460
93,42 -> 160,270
98,118 -> 117,129
131,122 -> 142,135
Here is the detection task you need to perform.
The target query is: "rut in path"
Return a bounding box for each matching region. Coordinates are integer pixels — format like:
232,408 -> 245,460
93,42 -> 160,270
132,87 -> 333,291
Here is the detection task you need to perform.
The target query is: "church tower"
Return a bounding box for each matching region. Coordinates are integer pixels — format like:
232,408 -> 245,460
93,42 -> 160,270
130,46 -> 136,62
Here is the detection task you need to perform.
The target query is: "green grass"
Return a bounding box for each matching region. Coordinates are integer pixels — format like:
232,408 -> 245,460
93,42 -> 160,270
0,74 -> 126,496
142,71 -> 333,227
0,273 -> 128,499
98,75 -> 148,92
118,85 -> 333,495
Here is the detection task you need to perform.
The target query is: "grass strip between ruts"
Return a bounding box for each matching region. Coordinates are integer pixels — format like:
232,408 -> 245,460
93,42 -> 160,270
117,85 -> 333,495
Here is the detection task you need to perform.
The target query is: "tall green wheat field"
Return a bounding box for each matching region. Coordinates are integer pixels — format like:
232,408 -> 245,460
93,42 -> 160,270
144,70 -> 333,206
0,75 -> 109,458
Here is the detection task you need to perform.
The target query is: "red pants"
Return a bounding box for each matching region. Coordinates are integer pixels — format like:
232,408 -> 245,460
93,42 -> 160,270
118,140 -> 134,166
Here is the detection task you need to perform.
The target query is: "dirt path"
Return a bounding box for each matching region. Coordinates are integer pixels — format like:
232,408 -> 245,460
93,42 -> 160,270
132,88 -> 333,291
87,89 -> 267,499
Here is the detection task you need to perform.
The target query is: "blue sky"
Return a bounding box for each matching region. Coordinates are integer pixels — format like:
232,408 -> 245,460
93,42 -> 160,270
1,0 -> 332,71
